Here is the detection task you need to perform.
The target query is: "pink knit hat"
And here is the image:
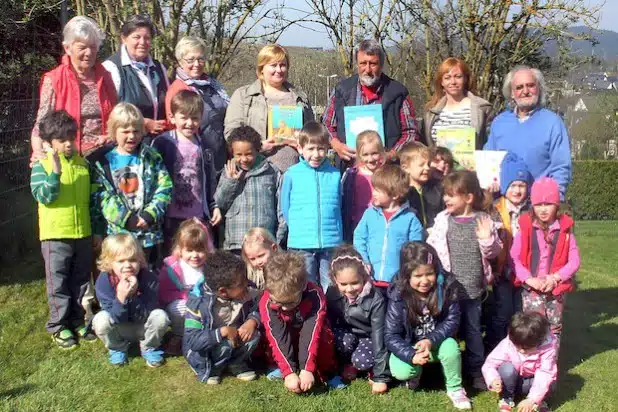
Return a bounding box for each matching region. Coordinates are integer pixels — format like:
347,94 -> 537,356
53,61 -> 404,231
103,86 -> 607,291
530,177 -> 560,205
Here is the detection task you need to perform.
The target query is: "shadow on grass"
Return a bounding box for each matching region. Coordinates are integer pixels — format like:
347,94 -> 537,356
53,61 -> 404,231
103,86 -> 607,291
550,287 -> 618,408
0,256 -> 43,287
0,384 -> 36,400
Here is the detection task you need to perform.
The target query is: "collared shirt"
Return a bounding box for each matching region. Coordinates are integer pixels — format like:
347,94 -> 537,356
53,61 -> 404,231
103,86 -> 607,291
322,76 -> 420,151
513,106 -> 537,123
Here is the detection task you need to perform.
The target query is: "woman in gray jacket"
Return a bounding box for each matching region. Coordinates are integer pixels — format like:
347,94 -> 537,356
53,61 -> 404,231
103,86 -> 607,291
422,57 -> 492,150
224,44 -> 314,172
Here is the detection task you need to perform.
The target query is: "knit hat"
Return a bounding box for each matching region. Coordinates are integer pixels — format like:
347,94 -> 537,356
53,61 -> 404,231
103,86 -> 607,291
530,177 -> 560,206
499,152 -> 533,195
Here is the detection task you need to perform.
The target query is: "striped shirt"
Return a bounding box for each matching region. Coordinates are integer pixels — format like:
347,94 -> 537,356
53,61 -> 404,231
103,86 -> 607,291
430,106 -> 472,144
30,162 -> 60,205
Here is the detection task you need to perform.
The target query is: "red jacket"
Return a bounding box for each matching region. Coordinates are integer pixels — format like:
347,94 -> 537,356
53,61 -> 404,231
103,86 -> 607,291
44,55 -> 117,154
516,213 -> 575,295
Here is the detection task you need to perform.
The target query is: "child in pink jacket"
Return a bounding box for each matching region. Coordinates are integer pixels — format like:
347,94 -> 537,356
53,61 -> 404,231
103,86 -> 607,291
483,311 -> 557,412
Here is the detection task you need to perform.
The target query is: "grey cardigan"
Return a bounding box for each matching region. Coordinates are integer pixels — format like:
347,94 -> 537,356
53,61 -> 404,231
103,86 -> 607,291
422,92 -> 492,149
223,79 -> 314,140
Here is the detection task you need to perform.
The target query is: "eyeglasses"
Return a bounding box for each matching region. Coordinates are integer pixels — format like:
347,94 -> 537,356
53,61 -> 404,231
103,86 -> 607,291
182,57 -> 206,65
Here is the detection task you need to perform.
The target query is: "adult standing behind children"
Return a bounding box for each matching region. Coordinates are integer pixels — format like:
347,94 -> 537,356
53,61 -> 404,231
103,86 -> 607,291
165,37 -> 229,174
484,66 -> 572,199
224,44 -> 314,173
323,39 -> 420,163
422,57 -> 492,149
103,14 -> 170,136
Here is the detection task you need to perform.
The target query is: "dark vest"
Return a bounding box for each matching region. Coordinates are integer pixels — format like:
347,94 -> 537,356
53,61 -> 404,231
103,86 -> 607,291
334,74 -> 408,150
107,51 -> 168,121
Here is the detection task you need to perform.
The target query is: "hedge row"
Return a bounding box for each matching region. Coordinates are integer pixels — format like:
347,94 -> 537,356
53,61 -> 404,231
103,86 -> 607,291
566,160 -> 618,220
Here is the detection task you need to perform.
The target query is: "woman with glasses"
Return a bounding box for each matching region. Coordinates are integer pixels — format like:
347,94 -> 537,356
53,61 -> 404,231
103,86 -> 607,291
165,36 -> 229,173
103,14 -> 170,136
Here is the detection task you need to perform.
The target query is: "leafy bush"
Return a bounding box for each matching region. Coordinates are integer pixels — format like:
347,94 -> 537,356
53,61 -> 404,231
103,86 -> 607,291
567,160 -> 618,220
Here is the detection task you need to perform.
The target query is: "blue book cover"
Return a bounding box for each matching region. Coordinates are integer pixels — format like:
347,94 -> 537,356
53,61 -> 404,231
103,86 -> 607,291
343,104 -> 385,147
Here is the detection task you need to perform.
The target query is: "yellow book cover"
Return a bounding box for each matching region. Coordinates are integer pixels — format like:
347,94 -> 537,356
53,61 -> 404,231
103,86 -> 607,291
435,127 -> 476,170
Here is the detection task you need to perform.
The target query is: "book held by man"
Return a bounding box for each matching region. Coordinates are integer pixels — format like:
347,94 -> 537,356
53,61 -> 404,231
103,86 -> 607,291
343,104 -> 385,147
474,150 -> 508,189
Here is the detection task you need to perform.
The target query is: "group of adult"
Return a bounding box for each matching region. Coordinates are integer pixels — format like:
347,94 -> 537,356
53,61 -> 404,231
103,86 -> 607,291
31,14 -> 572,197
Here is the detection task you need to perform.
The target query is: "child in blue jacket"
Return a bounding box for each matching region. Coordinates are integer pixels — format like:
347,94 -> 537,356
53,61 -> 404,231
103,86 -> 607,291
281,121 -> 343,290
354,164 -> 423,294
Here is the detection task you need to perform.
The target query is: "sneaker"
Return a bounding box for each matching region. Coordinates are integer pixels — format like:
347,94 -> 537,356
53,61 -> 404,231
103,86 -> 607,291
142,349 -> 165,368
266,368 -> 284,381
327,375 -> 347,389
342,364 -> 359,381
53,329 -> 78,350
498,398 -> 515,411
235,370 -> 257,381
405,375 -> 421,390
447,388 -> 472,410
163,334 -> 183,356
538,401 -> 551,412
76,325 -> 97,342
471,375 -> 488,391
206,375 -> 221,385
109,349 -> 128,366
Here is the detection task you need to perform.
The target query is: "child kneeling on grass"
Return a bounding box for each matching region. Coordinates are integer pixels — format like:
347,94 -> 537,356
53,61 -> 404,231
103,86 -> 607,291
93,233 -> 170,367
482,311 -> 557,412
384,242 -> 472,410
183,250 -> 261,384
259,251 -> 343,392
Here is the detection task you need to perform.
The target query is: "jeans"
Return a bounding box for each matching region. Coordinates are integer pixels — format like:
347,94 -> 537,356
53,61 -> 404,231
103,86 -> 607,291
485,278 -> 515,352
459,297 -> 484,376
498,362 -> 535,400
92,309 -> 170,352
292,248 -> 333,290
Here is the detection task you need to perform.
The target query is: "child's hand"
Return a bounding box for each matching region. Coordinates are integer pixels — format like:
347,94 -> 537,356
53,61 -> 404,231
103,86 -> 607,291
475,215 -> 493,240
490,378 -> 502,393
412,350 -> 429,365
525,277 -> 544,291
516,399 -> 535,412
414,339 -> 432,353
237,319 -> 257,342
220,326 -> 239,348
116,276 -> 137,303
371,381 -> 388,394
284,372 -> 302,393
224,159 -> 243,180
136,217 -> 149,230
50,148 -> 62,175
210,208 -> 222,226
540,277 -> 557,293
298,369 -> 315,392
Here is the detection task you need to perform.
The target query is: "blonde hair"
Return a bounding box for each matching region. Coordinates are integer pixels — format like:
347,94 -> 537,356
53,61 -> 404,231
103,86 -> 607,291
264,252 -> 307,302
356,130 -> 385,158
241,228 -> 277,289
172,218 -> 214,256
97,233 -> 147,273
256,44 -> 290,79
398,141 -> 430,166
107,103 -> 145,142
175,36 -> 207,61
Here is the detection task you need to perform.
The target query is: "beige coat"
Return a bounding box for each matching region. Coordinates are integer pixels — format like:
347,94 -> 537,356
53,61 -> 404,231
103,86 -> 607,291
422,91 -> 493,149
224,79 -> 314,140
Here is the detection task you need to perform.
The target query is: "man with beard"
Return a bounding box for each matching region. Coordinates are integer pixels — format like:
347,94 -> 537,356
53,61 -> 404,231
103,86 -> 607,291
322,39 -> 420,164
484,66 -> 571,199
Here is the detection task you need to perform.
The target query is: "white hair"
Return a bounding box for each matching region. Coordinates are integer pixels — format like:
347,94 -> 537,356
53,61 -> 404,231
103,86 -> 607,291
62,16 -> 105,50
175,36 -> 207,61
502,65 -> 547,107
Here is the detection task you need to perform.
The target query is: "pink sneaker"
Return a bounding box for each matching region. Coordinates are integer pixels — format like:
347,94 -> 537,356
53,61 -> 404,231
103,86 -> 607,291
447,388 -> 472,410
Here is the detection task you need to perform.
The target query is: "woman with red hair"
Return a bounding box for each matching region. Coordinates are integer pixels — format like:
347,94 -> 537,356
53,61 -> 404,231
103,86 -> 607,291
422,58 -> 492,149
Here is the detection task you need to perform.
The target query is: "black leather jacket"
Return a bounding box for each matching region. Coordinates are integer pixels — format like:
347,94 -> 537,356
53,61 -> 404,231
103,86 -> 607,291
326,285 -> 390,383
384,273 -> 462,364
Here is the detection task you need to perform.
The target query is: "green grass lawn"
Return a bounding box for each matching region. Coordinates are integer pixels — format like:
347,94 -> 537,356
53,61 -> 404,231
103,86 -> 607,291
1,221 -> 617,411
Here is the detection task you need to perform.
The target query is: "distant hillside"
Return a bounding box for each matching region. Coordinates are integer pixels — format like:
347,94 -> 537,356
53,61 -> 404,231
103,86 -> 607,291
544,26 -> 618,61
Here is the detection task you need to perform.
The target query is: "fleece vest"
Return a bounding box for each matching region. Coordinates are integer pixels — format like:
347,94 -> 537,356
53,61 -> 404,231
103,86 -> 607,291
38,154 -> 91,240
334,74 -> 408,150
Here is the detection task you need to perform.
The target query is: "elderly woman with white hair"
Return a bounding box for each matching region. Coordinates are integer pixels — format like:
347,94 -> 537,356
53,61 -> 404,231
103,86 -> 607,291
484,66 -> 572,198
164,36 -> 229,173
31,16 -> 117,159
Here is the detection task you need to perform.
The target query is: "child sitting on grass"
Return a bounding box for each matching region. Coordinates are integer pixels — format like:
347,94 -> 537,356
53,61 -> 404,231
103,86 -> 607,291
31,110 -> 95,349
483,311 -> 557,412
93,233 -> 170,367
183,250 -> 261,384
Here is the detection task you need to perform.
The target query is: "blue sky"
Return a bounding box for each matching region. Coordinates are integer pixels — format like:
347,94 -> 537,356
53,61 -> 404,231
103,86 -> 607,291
277,0 -> 616,48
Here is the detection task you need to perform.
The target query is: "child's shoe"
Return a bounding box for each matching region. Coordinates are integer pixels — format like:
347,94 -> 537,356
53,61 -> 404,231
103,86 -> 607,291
266,368 -> 284,380
142,349 -> 165,368
235,370 -> 257,381
447,388 -> 472,410
109,349 -> 128,366
498,398 -> 515,411
76,325 -> 97,342
471,375 -> 487,391
537,401 -> 551,412
206,375 -> 221,385
327,375 -> 347,389
229,361 -> 257,381
53,329 -> 78,350
342,364 -> 359,381
405,375 -> 421,390
163,334 -> 183,356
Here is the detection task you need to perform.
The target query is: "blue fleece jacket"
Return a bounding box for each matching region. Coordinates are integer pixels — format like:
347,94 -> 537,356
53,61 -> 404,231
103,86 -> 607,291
281,157 -> 343,249
354,203 -> 424,283
95,269 -> 158,324
484,108 -> 571,199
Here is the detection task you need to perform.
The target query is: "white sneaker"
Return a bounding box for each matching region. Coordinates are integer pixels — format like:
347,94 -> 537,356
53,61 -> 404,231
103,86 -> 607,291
447,388 -> 472,410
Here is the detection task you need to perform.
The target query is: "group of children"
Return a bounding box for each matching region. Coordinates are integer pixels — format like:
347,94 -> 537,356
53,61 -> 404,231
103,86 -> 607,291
32,88 -> 580,412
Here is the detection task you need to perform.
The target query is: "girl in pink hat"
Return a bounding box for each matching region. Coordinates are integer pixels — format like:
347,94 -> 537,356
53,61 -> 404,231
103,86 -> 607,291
510,177 -> 580,348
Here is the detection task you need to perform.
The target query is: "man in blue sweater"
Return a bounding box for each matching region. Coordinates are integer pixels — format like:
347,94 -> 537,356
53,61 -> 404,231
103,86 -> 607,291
484,66 -> 571,199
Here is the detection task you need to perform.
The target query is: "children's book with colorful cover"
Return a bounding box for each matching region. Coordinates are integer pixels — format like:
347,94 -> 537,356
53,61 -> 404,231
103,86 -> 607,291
474,150 -> 508,189
435,127 -> 476,169
267,105 -> 303,144
343,104 -> 385,147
